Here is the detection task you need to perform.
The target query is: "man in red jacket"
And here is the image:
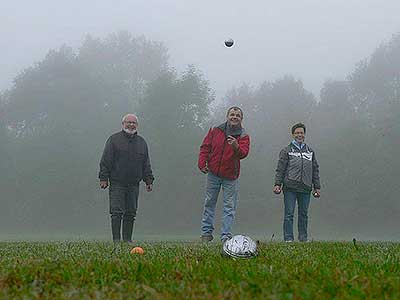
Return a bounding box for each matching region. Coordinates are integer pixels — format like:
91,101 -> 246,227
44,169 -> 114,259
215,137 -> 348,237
198,106 -> 250,243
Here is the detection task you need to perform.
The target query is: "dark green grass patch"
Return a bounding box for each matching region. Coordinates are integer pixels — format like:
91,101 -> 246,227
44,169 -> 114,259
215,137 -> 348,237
1,241 -> 399,299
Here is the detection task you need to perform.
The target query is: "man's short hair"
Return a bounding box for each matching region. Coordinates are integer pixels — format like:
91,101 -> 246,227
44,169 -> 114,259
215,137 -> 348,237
226,106 -> 243,118
122,114 -> 139,123
291,122 -> 306,134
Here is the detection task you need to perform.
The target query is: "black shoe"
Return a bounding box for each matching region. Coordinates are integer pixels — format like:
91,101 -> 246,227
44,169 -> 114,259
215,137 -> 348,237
201,235 -> 213,242
221,236 -> 232,245
123,240 -> 135,247
112,240 -> 123,254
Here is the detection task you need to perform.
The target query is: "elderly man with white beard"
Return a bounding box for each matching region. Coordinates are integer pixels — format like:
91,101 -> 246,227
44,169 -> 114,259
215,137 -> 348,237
99,114 -> 154,243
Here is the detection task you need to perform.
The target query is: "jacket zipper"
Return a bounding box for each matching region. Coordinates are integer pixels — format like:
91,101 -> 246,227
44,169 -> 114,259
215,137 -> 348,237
216,139 -> 227,177
300,146 -> 303,184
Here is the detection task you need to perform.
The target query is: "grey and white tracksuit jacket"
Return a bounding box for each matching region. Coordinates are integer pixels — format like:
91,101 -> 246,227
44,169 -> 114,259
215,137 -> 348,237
274,143 -> 321,193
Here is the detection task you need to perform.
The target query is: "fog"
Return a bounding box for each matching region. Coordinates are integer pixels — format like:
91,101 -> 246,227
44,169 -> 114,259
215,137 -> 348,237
2,0 -> 400,95
1,0 -> 400,241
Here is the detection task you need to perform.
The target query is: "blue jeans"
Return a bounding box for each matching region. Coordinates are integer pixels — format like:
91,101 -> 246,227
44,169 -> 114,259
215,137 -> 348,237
283,191 -> 311,242
201,173 -> 239,241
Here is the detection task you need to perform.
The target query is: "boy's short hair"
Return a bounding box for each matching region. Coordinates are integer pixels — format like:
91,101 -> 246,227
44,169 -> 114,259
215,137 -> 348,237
291,122 -> 306,134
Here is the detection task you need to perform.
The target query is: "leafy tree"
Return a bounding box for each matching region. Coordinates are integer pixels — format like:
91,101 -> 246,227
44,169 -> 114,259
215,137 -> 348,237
137,66 -> 214,233
1,32 -> 169,234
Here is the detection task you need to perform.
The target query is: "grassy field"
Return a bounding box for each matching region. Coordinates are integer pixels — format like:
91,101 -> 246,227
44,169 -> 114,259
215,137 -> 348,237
0,241 -> 399,299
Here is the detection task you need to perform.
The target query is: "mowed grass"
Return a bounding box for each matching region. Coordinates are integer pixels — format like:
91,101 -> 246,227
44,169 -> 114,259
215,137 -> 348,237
0,241 -> 399,299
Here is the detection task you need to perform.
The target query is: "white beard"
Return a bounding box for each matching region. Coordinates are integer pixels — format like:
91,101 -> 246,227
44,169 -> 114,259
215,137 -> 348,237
123,128 -> 137,135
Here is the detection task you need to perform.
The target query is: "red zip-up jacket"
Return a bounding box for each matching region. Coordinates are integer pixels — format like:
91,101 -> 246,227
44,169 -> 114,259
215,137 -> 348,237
198,125 -> 250,180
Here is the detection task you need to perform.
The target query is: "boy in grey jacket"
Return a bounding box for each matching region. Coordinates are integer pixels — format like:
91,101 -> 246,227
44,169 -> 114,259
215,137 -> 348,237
273,123 -> 321,242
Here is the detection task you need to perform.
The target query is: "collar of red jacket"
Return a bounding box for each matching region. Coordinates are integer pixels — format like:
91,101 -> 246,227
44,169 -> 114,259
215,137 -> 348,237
217,122 -> 243,136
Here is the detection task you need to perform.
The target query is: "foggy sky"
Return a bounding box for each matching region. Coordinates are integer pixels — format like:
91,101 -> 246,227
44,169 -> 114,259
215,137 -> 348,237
2,0 -> 400,98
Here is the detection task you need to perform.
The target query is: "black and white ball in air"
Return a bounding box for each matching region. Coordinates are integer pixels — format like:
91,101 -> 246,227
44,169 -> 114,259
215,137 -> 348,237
224,38 -> 234,47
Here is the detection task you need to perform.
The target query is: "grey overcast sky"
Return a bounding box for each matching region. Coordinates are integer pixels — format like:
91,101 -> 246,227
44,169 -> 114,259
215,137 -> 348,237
1,0 -> 400,98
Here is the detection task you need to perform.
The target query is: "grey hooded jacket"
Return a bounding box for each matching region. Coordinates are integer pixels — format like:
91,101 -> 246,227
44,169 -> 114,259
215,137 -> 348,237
274,143 -> 320,193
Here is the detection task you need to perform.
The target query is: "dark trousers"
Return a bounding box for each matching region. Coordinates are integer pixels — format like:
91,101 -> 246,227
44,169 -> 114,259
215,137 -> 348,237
109,183 -> 139,242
